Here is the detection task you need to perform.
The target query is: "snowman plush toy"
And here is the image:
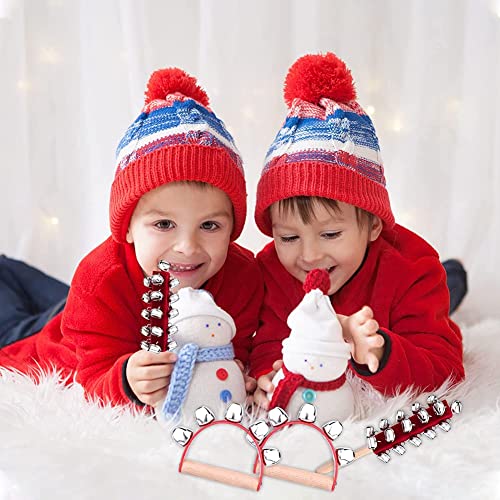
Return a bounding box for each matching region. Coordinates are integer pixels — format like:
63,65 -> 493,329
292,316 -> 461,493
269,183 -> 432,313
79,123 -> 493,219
268,269 -> 355,421
158,287 -> 246,421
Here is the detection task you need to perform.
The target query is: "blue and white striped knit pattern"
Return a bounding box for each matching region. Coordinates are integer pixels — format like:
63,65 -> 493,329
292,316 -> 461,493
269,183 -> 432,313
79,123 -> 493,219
115,99 -> 243,173
161,342 -> 235,421
264,108 -> 384,184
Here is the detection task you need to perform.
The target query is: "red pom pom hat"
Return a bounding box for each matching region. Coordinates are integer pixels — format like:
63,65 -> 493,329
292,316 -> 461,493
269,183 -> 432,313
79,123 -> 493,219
110,68 -> 246,243
255,53 -> 395,236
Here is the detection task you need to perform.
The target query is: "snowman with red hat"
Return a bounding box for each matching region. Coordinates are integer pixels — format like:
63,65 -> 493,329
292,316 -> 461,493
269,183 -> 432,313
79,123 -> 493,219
268,269 -> 354,421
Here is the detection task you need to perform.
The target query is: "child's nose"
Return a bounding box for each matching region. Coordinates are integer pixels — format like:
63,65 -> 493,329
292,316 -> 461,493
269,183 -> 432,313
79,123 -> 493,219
172,233 -> 200,256
300,242 -> 324,266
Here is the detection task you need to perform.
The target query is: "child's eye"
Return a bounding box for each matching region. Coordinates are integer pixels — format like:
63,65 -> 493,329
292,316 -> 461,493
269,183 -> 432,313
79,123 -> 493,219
200,221 -> 220,231
322,231 -> 342,240
155,219 -> 174,230
280,235 -> 298,243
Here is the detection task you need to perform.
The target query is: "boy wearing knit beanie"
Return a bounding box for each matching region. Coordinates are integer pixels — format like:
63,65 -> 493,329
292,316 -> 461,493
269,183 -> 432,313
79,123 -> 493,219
251,53 -> 466,408
0,68 -> 261,408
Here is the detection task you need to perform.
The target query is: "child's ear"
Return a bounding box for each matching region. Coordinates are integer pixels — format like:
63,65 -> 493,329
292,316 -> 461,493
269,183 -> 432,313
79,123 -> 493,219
126,227 -> 134,244
369,216 -> 383,242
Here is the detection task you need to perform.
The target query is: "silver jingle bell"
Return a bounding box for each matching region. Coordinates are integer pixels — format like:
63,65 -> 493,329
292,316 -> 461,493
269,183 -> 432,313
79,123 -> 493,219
384,428 -> 396,443
367,436 -> 378,450
377,452 -> 391,463
323,420 -> 343,441
336,447 -> 355,467
268,407 -> 289,427
263,448 -> 281,466
379,418 -> 389,430
151,326 -> 163,337
169,277 -> 180,289
249,420 -> 270,442
451,400 -> 463,414
194,406 -> 215,426
225,403 -> 244,423
417,408 -> 430,424
158,260 -> 171,272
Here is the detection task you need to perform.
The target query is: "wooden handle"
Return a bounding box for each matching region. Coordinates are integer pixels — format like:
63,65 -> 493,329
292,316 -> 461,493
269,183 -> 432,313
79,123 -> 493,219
180,459 -> 260,491
315,446 -> 371,474
259,464 -> 335,491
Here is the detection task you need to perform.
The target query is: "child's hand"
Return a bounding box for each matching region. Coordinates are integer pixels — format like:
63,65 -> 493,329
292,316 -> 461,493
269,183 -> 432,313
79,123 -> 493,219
253,359 -> 283,410
340,306 -> 385,373
126,350 -> 178,406
234,359 -> 257,404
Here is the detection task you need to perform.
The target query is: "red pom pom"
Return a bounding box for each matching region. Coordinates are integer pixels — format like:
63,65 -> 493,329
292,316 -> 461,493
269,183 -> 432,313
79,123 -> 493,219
144,68 -> 209,106
284,53 -> 356,107
303,269 -> 330,295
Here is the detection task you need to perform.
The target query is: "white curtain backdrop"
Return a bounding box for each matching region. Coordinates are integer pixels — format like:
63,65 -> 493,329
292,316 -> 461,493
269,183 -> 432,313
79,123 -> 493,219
1,0 -> 499,318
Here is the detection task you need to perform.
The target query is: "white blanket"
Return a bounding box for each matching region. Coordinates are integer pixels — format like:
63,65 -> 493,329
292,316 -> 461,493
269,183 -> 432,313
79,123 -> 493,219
1,317 -> 499,500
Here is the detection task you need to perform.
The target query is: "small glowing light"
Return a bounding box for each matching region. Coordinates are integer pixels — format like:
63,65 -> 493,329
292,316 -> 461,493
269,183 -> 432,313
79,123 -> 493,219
49,217 -> 59,225
392,118 -> 403,132
447,98 -> 461,113
40,47 -> 62,65
366,105 -> 375,116
17,80 -> 31,91
366,79 -> 381,94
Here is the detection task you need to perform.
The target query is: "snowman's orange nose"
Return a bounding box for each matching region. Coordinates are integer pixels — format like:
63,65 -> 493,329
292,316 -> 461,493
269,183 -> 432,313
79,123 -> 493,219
211,333 -> 215,337
310,366 -> 315,370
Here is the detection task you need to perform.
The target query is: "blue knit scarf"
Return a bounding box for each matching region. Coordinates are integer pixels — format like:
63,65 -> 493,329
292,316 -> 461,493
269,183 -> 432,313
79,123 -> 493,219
161,342 -> 235,420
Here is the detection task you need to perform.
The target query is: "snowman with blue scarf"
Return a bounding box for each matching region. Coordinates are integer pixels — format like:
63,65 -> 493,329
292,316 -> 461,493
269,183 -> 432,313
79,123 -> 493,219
159,287 -> 246,421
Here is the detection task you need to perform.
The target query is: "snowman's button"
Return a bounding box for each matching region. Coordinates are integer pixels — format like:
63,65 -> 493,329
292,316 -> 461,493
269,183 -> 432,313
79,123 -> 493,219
302,389 -> 317,403
220,390 -> 232,403
216,368 -> 228,381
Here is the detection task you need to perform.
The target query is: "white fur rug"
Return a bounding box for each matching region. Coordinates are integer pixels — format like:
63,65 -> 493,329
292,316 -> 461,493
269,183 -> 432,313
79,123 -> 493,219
1,314 -> 499,500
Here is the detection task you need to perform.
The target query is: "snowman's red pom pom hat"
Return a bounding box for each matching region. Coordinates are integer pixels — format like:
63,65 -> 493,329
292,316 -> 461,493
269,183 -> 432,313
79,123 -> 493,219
110,68 -> 246,243
303,269 -> 330,295
255,52 -> 395,237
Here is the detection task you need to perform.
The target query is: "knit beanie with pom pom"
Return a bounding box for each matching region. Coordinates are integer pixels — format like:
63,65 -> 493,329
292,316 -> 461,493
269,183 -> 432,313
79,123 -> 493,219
110,67 -> 246,243
255,52 -> 394,236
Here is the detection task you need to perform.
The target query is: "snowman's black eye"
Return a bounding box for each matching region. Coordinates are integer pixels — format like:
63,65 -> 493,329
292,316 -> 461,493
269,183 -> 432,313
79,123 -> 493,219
217,322 -> 221,327
205,324 -> 209,328
304,359 -> 307,362
320,363 -> 324,367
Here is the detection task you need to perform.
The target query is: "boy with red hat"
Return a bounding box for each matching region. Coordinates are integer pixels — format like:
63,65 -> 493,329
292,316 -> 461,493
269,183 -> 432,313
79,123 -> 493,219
250,53 -> 466,408
0,68 -> 262,408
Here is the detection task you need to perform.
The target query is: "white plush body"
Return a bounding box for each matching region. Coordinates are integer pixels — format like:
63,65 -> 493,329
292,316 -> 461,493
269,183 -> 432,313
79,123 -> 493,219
269,288 -> 355,421
173,314 -> 246,418
160,288 -> 245,420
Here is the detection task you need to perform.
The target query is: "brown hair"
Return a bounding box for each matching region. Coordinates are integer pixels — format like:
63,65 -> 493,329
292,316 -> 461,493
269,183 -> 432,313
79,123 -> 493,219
275,196 -> 375,230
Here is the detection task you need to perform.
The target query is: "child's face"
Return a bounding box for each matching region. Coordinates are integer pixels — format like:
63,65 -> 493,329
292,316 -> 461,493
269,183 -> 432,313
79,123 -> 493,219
126,182 -> 233,289
270,201 -> 382,295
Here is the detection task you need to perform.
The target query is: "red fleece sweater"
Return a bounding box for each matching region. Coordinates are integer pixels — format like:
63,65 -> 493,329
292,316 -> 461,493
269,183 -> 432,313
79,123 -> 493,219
0,238 -> 263,407
249,224 -> 464,395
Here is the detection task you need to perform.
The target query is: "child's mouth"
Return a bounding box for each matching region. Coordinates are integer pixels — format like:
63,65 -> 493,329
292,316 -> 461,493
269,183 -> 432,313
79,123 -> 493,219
169,262 -> 203,273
